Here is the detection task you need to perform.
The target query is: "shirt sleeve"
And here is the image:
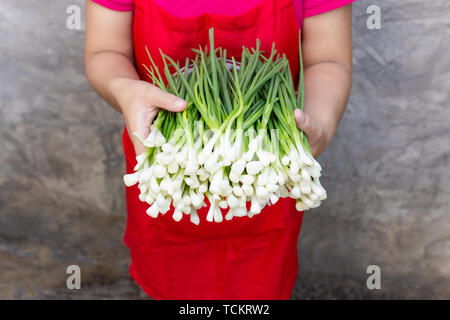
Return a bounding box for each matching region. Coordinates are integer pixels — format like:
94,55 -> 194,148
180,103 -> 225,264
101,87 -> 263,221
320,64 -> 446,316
91,0 -> 134,11
304,0 -> 356,18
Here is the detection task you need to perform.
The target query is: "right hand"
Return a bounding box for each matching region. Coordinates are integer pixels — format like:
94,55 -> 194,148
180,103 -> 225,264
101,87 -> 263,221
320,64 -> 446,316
111,78 -> 187,155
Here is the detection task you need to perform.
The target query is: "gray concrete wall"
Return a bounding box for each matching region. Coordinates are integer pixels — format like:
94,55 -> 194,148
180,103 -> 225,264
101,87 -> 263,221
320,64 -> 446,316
0,0 -> 448,299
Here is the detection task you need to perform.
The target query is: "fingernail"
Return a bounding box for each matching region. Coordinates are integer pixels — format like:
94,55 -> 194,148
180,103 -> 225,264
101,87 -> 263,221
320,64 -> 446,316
174,99 -> 186,108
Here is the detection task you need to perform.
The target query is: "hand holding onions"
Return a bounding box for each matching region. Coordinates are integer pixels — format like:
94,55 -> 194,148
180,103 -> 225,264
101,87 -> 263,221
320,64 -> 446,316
123,29 -> 326,224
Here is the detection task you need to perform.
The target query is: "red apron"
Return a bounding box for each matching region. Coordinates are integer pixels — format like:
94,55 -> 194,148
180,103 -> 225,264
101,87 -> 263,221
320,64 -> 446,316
123,0 -> 304,299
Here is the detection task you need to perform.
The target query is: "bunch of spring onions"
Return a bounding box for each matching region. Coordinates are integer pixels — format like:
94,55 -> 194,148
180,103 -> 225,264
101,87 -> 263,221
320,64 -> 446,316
123,29 -> 326,224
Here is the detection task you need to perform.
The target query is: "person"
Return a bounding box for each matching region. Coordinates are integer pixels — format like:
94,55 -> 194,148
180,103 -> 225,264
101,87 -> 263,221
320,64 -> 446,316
85,0 -> 354,299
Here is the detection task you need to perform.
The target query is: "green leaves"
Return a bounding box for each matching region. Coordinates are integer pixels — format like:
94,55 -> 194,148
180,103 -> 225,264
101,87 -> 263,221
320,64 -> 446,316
143,27 -> 310,158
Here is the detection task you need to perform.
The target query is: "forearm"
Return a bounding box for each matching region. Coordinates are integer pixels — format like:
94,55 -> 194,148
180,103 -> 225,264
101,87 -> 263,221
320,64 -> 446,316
303,61 -> 352,148
85,51 -> 139,113
84,2 -> 186,155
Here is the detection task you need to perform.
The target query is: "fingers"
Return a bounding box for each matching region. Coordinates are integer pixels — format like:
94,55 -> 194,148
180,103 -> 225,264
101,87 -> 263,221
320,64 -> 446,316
129,119 -> 150,156
294,109 -> 328,158
294,109 -> 317,138
124,105 -> 156,156
127,125 -> 148,156
147,85 -> 187,112
132,138 -> 146,156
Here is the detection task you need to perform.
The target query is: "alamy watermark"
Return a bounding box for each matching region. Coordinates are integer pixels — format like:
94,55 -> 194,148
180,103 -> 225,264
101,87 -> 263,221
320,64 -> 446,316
66,5 -> 83,31
66,265 -> 81,290
65,4 -> 382,32
366,265 -> 381,290
366,5 -> 382,30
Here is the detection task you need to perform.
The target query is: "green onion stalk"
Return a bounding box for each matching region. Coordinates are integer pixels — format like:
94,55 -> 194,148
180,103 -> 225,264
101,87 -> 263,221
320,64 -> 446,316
123,28 -> 326,224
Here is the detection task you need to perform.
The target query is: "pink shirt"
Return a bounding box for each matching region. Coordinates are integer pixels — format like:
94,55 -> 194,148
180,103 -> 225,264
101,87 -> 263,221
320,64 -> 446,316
91,0 -> 356,24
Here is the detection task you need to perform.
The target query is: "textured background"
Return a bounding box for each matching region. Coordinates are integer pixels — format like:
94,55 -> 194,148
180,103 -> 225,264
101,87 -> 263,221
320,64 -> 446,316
0,0 -> 449,299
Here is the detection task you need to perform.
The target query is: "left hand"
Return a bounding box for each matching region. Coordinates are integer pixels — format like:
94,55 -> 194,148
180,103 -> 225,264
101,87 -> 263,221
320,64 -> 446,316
294,109 -> 328,158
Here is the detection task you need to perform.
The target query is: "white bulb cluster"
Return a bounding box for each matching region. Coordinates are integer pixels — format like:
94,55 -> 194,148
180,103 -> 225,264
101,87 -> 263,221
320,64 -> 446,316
124,124 -> 326,225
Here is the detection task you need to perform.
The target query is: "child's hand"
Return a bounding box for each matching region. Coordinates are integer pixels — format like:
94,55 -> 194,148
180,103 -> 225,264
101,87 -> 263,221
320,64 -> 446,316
111,78 -> 187,155
294,109 -> 328,158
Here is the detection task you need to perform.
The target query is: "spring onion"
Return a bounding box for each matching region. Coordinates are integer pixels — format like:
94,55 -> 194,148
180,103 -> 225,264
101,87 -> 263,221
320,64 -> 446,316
124,28 -> 326,224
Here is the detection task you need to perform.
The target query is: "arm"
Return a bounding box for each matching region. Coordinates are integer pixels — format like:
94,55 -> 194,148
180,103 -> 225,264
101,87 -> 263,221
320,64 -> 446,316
294,4 -> 353,158
84,1 -> 186,155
